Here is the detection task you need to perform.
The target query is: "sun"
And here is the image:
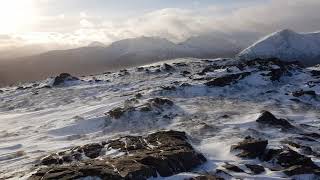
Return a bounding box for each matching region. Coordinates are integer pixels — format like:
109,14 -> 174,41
0,0 -> 36,33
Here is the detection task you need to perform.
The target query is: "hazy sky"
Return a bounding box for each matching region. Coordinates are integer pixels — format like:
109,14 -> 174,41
0,0 -> 319,49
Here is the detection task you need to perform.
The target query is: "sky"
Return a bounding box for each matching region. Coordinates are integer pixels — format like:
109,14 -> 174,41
0,0 -> 319,50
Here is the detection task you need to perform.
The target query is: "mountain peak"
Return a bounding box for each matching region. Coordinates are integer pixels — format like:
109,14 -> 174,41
276,29 -> 296,36
88,41 -> 106,47
238,29 -> 320,66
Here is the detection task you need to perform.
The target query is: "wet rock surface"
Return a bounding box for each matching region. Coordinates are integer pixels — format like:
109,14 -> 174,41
29,131 -> 206,180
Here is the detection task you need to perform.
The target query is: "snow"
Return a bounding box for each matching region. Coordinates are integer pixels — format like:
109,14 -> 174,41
238,29 -> 320,66
0,58 -> 319,179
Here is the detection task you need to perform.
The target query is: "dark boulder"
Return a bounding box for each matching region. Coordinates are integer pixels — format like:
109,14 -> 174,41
245,164 -> 265,174
148,97 -> 174,107
161,63 -> 175,71
272,148 -> 316,168
79,143 -> 103,159
256,111 -> 295,130
262,147 -> 320,176
161,86 -> 176,91
222,163 -> 244,173
107,107 -> 127,119
230,136 -> 268,159
261,149 -> 283,162
135,93 -> 143,99
292,90 -> 316,97
181,71 -> 191,76
283,165 -> 320,176
267,69 -> 284,81
53,73 -> 79,86
282,140 -> 317,156
16,86 -> 32,91
310,70 -> 320,77
136,67 -> 145,72
188,175 -> 224,180
205,72 -> 251,87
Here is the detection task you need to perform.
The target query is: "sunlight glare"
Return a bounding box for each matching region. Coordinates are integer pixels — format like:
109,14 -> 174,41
0,0 -> 36,33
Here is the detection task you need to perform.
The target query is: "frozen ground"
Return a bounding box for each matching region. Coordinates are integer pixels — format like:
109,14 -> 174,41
0,58 -> 320,179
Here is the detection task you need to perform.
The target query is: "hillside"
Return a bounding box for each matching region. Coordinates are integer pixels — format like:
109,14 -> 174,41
0,58 -> 320,179
0,36 -> 242,87
239,29 -> 320,66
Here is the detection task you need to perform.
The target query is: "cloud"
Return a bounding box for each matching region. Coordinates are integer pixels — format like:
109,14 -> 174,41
3,0 -> 320,50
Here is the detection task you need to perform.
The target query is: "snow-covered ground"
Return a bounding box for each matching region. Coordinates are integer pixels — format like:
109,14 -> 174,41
0,58 -> 320,179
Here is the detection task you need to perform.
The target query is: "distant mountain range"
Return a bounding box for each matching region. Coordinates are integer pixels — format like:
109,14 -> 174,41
0,35 -> 243,86
238,29 -> 320,66
1,29 -> 319,87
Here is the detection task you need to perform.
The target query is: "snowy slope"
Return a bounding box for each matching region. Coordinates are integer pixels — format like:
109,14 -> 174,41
238,29 -> 320,66
0,58 -> 320,179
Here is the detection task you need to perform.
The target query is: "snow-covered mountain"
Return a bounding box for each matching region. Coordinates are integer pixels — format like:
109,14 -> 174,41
238,29 -> 320,66
0,35 -> 243,86
1,58 -> 320,179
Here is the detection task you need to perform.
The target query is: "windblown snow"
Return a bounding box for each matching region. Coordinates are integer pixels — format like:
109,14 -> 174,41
0,58 -> 320,179
238,29 -> 320,66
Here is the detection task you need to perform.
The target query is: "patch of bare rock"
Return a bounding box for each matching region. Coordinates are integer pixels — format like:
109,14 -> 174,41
29,131 -> 206,180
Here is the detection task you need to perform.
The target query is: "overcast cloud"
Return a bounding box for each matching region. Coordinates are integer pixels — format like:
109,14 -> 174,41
2,0 -> 320,50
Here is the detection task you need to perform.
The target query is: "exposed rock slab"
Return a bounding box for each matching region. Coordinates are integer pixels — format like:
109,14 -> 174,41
29,131 -> 206,180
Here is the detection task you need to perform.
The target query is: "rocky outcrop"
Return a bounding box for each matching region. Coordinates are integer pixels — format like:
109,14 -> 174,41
106,98 -> 174,119
231,136 -> 320,177
52,73 -> 79,86
161,63 -> 175,71
292,90 -> 317,97
310,70 -> 320,77
29,131 -> 206,180
230,136 -> 268,158
205,72 -> 251,87
256,111 -> 295,130
263,147 -> 320,176
245,164 -> 265,174
222,163 -> 244,173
